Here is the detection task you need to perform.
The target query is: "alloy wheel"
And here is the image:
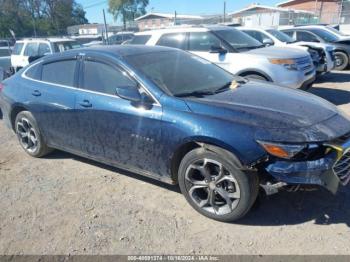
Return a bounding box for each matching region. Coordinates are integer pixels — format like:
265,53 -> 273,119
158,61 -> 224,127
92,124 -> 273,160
16,117 -> 38,153
184,158 -> 241,215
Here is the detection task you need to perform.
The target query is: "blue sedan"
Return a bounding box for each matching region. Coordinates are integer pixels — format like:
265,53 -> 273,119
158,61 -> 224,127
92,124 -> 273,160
0,45 -> 350,222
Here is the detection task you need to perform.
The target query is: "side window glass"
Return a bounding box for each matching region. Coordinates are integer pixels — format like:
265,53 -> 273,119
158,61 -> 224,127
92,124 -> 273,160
244,31 -> 264,42
38,43 -> 51,56
83,60 -> 137,96
24,43 -> 39,56
283,31 -> 294,38
297,31 -> 319,42
156,33 -> 187,49
41,60 -> 76,86
189,32 -> 221,52
12,43 -> 24,55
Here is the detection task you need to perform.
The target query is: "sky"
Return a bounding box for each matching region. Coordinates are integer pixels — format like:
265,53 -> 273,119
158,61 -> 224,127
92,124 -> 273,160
76,0 -> 282,25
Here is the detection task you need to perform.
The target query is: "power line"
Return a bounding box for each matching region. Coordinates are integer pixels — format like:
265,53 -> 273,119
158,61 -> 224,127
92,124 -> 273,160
83,0 -> 108,9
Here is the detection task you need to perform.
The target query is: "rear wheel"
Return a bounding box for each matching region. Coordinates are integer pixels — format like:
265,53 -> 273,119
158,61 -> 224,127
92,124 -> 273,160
178,147 -> 258,222
15,111 -> 53,157
334,51 -> 349,71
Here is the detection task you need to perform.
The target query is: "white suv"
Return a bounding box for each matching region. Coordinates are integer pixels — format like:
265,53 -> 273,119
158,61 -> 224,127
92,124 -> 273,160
132,26 -> 316,89
239,27 -> 335,74
11,38 -> 82,72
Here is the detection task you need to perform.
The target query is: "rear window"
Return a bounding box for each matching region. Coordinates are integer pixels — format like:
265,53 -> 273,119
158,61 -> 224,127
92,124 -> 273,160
53,41 -> 82,52
12,43 -> 24,55
129,35 -> 151,45
41,60 -> 76,86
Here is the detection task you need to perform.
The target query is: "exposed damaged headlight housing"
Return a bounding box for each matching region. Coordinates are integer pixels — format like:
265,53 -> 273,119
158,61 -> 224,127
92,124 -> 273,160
257,141 -> 306,159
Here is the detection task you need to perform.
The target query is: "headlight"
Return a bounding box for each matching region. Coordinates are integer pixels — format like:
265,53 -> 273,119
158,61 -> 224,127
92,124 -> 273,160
268,58 -> 298,70
257,141 -> 306,159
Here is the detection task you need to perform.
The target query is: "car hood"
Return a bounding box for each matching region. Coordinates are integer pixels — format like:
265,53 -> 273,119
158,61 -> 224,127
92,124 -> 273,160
246,46 -> 309,58
184,81 -> 350,142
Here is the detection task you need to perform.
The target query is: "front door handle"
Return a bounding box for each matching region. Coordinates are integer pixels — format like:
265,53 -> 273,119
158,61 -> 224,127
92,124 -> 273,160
79,100 -> 92,108
32,90 -> 41,97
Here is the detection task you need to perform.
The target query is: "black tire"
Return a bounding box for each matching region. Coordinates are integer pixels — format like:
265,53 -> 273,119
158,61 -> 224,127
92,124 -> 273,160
15,111 -> 53,157
334,51 -> 349,71
242,74 -> 268,81
178,147 -> 259,222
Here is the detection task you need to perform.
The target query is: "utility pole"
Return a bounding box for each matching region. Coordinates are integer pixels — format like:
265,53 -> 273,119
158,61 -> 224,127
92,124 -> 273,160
103,9 -> 109,45
223,1 -> 226,23
338,0 -> 344,24
174,10 -> 177,25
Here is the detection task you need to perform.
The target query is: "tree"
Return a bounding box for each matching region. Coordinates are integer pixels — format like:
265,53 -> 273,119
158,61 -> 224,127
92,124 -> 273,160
0,0 -> 88,38
108,0 -> 149,30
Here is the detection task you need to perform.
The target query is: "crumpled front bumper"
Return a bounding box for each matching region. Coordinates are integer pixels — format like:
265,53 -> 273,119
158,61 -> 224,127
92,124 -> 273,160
265,139 -> 350,194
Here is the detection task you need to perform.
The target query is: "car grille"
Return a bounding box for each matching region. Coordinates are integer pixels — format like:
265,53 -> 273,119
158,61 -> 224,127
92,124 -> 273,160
295,56 -> 313,72
333,150 -> 350,185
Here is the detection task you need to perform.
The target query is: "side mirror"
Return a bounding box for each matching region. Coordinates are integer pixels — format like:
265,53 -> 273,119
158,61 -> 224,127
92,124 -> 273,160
115,85 -> 141,102
262,38 -> 274,46
210,45 -> 227,54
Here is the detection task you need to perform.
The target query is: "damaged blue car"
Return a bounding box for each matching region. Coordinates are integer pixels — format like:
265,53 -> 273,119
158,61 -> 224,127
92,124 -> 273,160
0,45 -> 349,222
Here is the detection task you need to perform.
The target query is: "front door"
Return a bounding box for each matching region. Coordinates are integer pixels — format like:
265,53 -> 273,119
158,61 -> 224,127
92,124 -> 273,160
188,32 -> 232,71
74,55 -> 163,175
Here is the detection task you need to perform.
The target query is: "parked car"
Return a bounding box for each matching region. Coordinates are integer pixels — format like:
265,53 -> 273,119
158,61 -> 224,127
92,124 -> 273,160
281,26 -> 350,70
11,38 -> 82,72
239,27 -> 335,75
0,44 -> 12,73
1,46 -> 350,222
108,32 -> 134,45
134,26 -> 316,89
72,35 -> 103,47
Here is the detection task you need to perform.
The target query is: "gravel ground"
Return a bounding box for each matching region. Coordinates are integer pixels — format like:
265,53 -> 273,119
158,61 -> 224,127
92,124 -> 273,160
0,71 -> 350,255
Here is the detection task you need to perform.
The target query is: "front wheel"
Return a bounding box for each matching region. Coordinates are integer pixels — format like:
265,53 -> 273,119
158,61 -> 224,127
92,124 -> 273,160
178,147 -> 259,222
15,111 -> 53,157
334,51 -> 349,71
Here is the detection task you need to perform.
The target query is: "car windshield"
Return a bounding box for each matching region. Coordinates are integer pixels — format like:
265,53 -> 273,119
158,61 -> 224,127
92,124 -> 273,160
125,50 -> 236,97
266,29 -> 295,43
0,41 -> 9,47
308,28 -> 340,42
53,41 -> 82,52
326,26 -> 348,36
214,29 -> 264,50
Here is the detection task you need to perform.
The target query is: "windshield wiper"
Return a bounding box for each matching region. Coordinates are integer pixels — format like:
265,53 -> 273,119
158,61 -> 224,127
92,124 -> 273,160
214,79 -> 247,94
175,90 -> 216,97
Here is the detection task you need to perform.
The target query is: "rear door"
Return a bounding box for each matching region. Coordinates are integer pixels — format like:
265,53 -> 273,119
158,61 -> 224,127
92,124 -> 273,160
74,54 -> 163,174
11,42 -> 25,69
26,56 -> 81,151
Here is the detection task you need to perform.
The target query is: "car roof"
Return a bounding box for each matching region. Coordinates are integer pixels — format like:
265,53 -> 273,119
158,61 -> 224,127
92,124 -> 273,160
43,45 -> 178,60
135,25 -> 234,35
16,38 -> 77,43
238,26 -> 276,31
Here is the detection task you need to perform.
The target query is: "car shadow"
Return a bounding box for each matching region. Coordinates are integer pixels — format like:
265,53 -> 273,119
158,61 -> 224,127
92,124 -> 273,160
308,87 -> 350,105
46,150 -> 350,227
315,71 -> 350,83
45,150 -> 181,194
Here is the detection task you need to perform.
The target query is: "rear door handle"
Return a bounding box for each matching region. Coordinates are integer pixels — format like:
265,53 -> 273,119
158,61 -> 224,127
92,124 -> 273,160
79,100 -> 92,108
32,90 -> 41,97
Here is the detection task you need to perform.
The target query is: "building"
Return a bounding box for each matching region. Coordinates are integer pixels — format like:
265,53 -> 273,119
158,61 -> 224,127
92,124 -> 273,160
135,12 -> 203,31
229,4 -> 315,26
277,0 -> 344,24
67,24 -> 138,36
67,24 -> 105,36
